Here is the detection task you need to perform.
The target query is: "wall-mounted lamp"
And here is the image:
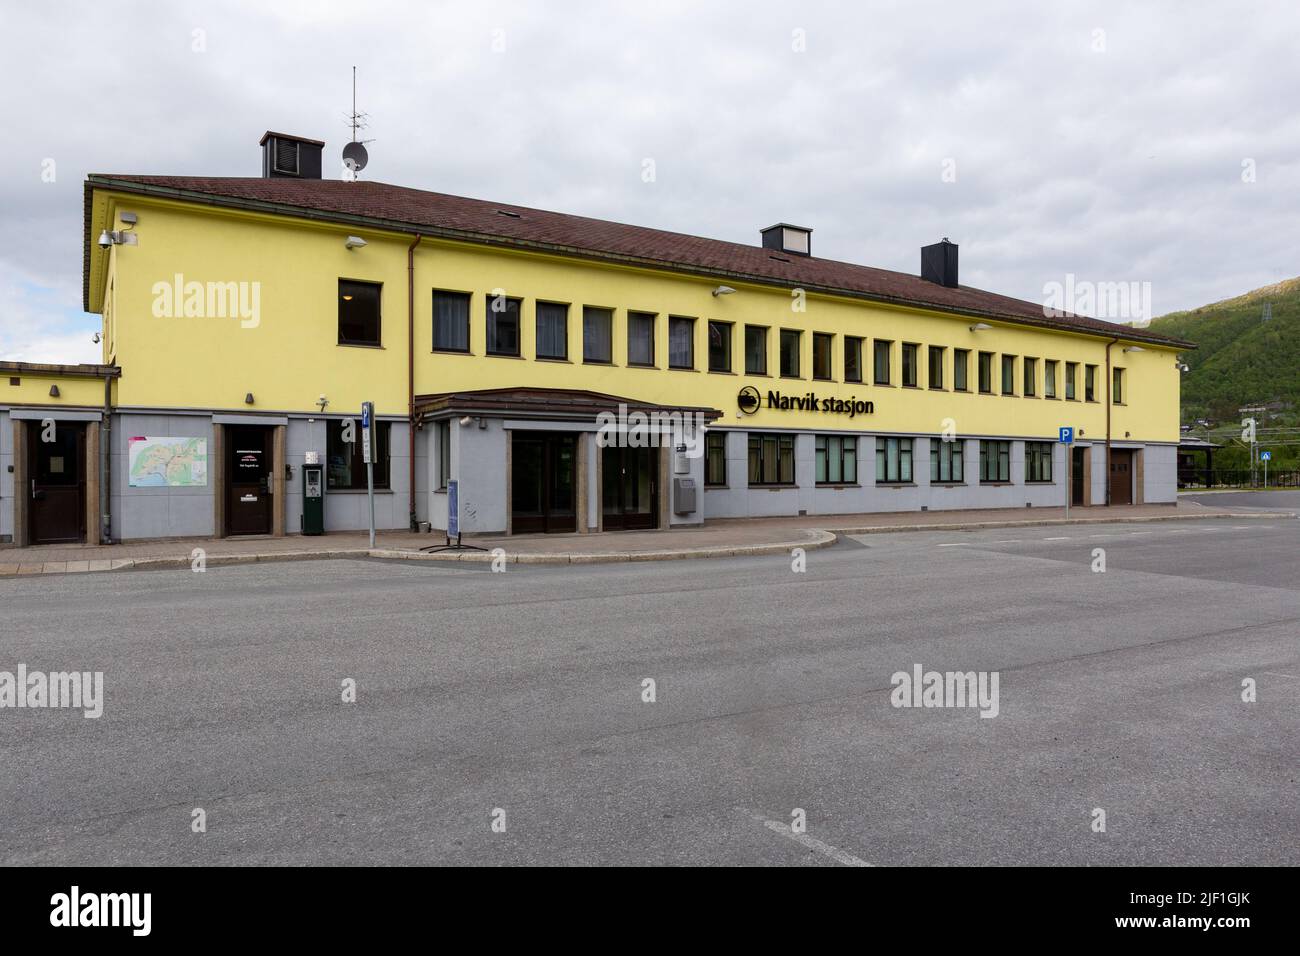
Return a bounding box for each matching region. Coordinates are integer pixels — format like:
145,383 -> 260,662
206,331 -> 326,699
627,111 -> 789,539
458,416 -> 473,426
1125,431 -> 1131,438
1123,346 -> 1146,353
712,285 -> 736,297
344,236 -> 368,250
317,394 -> 329,412
92,332 -> 101,344
969,322 -> 993,331
49,385 -> 60,398
245,393 -> 255,405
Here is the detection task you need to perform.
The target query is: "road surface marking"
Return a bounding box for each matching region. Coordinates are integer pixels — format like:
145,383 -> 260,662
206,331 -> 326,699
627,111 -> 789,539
1129,531 -> 1153,536
1044,536 -> 1070,541
936,543 -> 968,547
736,808 -> 872,867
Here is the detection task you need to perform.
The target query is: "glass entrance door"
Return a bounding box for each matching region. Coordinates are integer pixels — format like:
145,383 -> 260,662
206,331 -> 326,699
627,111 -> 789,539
28,422 -> 86,544
602,445 -> 658,531
227,425 -> 272,535
511,432 -> 577,533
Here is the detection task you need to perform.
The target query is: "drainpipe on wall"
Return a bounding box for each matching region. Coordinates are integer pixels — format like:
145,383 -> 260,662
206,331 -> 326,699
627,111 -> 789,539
407,234 -> 422,531
102,371 -> 113,543
1105,336 -> 1118,506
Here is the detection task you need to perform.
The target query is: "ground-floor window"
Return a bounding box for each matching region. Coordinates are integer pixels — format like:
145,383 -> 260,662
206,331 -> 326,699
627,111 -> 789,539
328,419 -> 390,489
748,433 -> 795,485
437,420 -> 450,489
705,432 -> 727,486
931,438 -> 964,483
1025,441 -> 1053,482
815,435 -> 857,484
876,436 -> 913,484
979,439 -> 1010,483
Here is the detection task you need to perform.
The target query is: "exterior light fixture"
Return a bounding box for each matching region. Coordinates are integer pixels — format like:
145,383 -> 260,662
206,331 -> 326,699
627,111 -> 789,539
712,285 -> 736,297
49,385 -> 60,398
1123,346 -> 1145,353
345,236 -> 368,250
92,332 -> 101,344
969,322 -> 992,331
245,393 -> 255,405
317,394 -> 329,412
459,416 -> 473,426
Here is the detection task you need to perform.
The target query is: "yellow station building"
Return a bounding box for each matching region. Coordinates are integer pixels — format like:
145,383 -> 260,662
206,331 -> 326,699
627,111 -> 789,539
0,132 -> 1191,545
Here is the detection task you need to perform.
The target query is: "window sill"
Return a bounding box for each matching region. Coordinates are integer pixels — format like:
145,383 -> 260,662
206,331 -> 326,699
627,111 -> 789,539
980,481 -> 1013,486
669,366 -> 697,372
487,352 -> 525,360
876,482 -> 917,488
432,347 -> 472,356
874,382 -> 894,388
816,482 -> 861,489
583,360 -> 616,367
928,386 -> 947,392
628,362 -> 658,370
813,376 -> 835,383
932,483 -> 967,488
779,375 -> 803,381
535,356 -> 571,364
749,483 -> 798,490
1025,481 -> 1056,485
845,378 -> 864,386
338,342 -> 385,350
902,384 -> 920,390
746,371 -> 770,377
708,368 -> 736,375
704,484 -> 728,490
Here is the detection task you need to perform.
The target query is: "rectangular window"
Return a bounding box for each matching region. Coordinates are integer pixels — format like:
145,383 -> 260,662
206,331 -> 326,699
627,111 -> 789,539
928,346 -> 945,389
875,437 -> 914,484
1001,355 -> 1016,395
748,433 -> 796,486
744,325 -> 768,375
1044,359 -> 1057,398
328,418 -> 390,489
978,351 -> 994,394
627,311 -> 655,366
437,420 -> 450,490
930,439 -> 964,483
954,349 -> 969,391
1112,367 -> 1124,404
486,294 -> 522,356
844,336 -> 864,383
902,343 -> 919,387
979,440 -> 1011,483
669,316 -> 695,369
535,301 -> 568,360
1024,357 -> 1037,397
708,320 -> 732,372
815,435 -> 858,484
583,306 -> 613,363
1025,441 -> 1054,482
432,290 -> 470,352
813,333 -> 833,380
338,279 -> 381,346
1085,364 -> 1097,402
874,340 -> 892,385
780,329 -> 802,377
705,432 -> 727,487
1065,362 -> 1078,400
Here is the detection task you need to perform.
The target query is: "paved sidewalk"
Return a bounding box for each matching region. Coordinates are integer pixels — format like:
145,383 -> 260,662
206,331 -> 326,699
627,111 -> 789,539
0,499 -> 1290,576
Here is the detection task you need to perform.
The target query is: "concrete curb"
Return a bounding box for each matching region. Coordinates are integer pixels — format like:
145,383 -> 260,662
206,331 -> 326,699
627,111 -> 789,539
1,512 -> 1290,577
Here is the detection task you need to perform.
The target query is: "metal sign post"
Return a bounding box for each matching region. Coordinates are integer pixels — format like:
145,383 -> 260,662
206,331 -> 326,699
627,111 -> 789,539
1261,450 -> 1271,488
1059,426 -> 1074,521
361,401 -> 375,548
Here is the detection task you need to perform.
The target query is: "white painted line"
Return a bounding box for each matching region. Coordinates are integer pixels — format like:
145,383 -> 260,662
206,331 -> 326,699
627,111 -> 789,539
992,539 -> 1020,544
1089,534 -> 1115,538
936,543 -> 969,547
1129,531 -> 1153,536
1044,536 -> 1070,541
737,809 -> 872,867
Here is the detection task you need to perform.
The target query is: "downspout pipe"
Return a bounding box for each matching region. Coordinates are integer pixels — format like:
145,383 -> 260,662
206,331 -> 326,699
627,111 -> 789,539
407,234 -> 422,531
1105,336 -> 1118,506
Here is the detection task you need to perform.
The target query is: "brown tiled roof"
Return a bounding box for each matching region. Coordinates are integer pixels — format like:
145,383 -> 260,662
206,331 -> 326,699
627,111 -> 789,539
415,387 -> 721,420
84,174 -> 1193,348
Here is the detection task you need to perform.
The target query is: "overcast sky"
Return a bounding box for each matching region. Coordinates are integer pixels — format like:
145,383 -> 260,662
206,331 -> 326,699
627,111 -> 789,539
3,0 -> 1297,363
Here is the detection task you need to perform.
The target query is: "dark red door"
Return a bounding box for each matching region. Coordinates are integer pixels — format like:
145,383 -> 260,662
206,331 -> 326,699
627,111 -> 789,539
227,426 -> 272,535
28,422 -> 86,544
1109,449 -> 1133,506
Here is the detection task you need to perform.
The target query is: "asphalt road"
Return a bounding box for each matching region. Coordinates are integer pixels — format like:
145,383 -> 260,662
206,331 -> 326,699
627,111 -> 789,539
1,516 -> 1296,866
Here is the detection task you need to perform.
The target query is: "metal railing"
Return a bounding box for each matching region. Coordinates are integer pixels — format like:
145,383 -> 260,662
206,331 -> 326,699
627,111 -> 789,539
1178,469 -> 1300,489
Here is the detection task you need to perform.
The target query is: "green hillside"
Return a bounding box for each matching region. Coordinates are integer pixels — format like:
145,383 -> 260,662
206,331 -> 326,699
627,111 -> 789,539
1146,276 -> 1300,423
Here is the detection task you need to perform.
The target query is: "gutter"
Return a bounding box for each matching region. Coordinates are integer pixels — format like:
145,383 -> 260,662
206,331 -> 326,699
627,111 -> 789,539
407,234 -> 422,531
83,177 -> 1196,352
1105,336 -> 1118,505
102,370 -> 114,544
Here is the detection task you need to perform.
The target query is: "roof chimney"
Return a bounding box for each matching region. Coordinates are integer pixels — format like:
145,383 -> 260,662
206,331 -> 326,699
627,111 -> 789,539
259,131 -> 324,179
760,223 -> 813,257
921,238 -> 959,288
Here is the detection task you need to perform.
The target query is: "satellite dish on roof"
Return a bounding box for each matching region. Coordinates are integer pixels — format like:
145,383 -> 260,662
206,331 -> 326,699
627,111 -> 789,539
342,141 -> 369,172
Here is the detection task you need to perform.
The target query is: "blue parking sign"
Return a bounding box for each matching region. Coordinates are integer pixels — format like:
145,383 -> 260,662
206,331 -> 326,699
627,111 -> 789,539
1058,426 -> 1074,444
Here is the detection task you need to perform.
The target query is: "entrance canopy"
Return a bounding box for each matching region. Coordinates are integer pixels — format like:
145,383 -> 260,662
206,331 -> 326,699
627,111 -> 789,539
414,387 -> 721,426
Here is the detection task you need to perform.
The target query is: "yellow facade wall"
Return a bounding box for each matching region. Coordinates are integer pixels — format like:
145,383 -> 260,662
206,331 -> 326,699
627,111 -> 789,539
91,190 -> 1182,442
2,372 -> 108,408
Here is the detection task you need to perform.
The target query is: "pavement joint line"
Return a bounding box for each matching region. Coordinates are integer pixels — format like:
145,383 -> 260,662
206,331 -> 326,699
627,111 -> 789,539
735,808 -> 872,867
1044,536 -> 1070,540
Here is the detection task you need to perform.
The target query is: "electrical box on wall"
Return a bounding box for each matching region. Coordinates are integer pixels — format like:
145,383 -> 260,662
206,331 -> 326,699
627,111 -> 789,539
673,477 -> 696,514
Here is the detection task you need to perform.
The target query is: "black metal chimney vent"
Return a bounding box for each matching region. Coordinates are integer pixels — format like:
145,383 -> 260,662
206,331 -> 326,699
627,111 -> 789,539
921,238 -> 959,288
259,131 -> 325,179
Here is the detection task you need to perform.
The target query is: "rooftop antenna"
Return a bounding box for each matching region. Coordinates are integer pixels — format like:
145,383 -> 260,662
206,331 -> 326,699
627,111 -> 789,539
342,66 -> 371,180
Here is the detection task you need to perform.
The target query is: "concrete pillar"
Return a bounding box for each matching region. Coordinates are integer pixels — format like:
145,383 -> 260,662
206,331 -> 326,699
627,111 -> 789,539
213,423 -> 226,538
85,422 -> 100,546
272,424 -> 286,537
12,419 -> 27,547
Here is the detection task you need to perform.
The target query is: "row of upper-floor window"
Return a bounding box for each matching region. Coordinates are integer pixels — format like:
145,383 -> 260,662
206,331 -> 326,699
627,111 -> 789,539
337,280 -> 1128,403
705,433 -> 1057,488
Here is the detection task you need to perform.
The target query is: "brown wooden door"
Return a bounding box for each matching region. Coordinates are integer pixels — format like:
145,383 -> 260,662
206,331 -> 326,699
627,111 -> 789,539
602,445 -> 658,531
1109,449 -> 1133,505
227,426 -> 272,535
28,421 -> 86,544
1071,447 -> 1086,506
511,433 -> 577,533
